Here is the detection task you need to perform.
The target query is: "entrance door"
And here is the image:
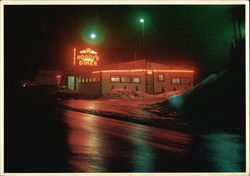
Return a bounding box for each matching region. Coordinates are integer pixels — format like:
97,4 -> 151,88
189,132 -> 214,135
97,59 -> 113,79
68,76 -> 75,90
145,72 -> 154,94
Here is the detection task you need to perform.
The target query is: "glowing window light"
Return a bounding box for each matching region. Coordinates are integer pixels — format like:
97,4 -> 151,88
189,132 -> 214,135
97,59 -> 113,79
132,76 -> 141,83
68,76 -> 75,90
181,78 -> 191,85
172,78 -> 181,84
121,76 -> 130,83
158,74 -> 164,82
111,76 -> 120,83
147,71 -> 152,74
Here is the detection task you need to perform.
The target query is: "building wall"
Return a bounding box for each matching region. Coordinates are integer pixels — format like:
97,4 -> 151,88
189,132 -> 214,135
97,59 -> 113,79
78,82 -> 101,96
64,60 -> 194,95
36,76 -> 57,86
153,72 -> 194,94
101,71 -> 146,95
36,70 -> 62,87
100,71 -> 193,95
67,74 -> 101,96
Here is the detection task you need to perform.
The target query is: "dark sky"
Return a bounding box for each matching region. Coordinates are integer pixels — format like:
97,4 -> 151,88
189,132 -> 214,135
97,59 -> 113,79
4,5 -> 245,81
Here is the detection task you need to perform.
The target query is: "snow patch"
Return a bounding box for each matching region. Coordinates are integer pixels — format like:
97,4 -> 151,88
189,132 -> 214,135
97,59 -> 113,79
103,88 -> 184,100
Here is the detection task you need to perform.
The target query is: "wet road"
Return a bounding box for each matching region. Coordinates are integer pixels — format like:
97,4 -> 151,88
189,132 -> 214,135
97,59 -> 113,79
62,109 -> 245,172
63,110 -> 206,172
5,88 -> 245,172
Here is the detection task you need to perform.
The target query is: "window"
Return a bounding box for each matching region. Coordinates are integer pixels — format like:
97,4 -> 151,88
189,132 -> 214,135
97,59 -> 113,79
171,78 -> 180,84
89,78 -> 92,82
111,75 -> 141,83
131,76 -> 141,83
121,76 -> 130,83
97,77 -> 100,82
68,76 -> 75,90
82,78 -> 85,83
181,78 -> 191,85
111,76 -> 120,82
93,77 -> 96,82
158,73 -> 164,82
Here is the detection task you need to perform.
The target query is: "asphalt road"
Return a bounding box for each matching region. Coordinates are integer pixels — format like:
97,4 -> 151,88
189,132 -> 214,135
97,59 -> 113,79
63,109 -> 211,172
5,88 -> 245,173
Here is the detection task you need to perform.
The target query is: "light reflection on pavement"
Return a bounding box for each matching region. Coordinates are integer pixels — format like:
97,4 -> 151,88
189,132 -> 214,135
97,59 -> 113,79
63,110 -> 196,172
62,99 -> 173,119
61,99 -> 245,172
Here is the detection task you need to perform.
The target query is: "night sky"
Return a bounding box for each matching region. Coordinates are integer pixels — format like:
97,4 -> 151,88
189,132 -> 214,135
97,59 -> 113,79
4,5 -> 245,82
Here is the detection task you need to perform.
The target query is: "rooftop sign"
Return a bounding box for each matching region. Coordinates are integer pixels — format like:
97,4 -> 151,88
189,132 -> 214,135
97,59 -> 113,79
73,48 -> 99,67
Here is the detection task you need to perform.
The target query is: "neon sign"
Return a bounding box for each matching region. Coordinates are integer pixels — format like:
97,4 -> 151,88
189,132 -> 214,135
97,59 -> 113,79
73,48 -> 99,67
92,69 -> 194,73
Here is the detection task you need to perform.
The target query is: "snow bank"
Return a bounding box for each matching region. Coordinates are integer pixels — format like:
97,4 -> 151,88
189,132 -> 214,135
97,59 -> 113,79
103,88 -> 183,100
103,88 -> 150,99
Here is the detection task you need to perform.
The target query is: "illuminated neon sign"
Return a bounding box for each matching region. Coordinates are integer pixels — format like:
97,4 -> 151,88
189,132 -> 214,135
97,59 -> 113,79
92,69 -> 194,73
73,48 -> 99,67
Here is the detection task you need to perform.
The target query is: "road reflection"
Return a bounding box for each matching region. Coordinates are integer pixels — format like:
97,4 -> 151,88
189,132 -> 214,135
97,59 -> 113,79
62,99 -> 165,119
197,132 -> 245,172
129,124 -> 155,172
62,110 -> 198,172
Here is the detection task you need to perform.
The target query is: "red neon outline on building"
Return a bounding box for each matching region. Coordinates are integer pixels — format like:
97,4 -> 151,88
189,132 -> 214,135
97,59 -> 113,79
92,69 -> 194,74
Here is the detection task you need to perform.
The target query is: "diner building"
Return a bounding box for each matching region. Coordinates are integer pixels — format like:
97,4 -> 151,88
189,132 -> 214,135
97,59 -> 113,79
36,48 -> 194,96
68,59 -> 194,96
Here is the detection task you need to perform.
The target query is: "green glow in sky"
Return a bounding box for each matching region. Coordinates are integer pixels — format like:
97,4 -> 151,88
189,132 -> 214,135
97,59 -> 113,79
82,25 -> 104,45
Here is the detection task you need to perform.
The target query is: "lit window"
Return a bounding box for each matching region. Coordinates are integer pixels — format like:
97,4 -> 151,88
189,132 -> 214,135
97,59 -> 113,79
172,78 -> 180,84
121,76 -> 130,83
131,76 -> 140,83
158,74 -> 164,82
111,76 -> 120,82
93,77 -> 96,82
147,71 -> 152,74
78,77 -> 81,83
82,78 -> 85,83
86,78 -> 88,82
89,78 -> 92,82
181,78 -> 191,85
68,76 -> 75,90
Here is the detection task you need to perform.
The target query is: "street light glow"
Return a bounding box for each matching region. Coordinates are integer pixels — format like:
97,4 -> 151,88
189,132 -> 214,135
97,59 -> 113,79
139,18 -> 144,23
90,33 -> 96,39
